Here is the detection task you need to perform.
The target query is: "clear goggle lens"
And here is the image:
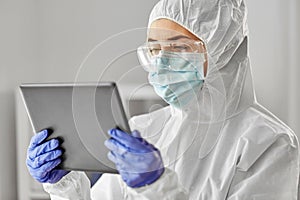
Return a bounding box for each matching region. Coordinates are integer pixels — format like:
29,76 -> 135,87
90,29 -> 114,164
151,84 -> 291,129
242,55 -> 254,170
137,40 -> 206,72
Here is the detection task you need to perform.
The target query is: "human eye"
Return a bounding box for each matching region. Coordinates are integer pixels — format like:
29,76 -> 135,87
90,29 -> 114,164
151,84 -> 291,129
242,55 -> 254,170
170,44 -> 191,52
147,43 -> 161,56
149,48 -> 161,56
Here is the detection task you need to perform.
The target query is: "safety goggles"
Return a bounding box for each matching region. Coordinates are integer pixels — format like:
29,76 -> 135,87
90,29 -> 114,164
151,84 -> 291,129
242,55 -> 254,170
137,39 -> 206,72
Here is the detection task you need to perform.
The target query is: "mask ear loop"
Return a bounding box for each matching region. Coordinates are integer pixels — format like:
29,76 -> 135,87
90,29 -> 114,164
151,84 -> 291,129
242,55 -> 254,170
197,40 -> 208,79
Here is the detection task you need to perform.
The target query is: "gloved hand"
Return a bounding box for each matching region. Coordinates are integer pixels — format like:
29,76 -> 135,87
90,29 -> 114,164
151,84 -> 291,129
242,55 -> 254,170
26,129 -> 69,184
105,128 -> 164,188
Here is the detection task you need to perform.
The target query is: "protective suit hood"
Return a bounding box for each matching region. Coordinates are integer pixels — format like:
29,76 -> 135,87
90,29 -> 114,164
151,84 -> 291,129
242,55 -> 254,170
147,0 -> 256,158
41,1 -> 299,199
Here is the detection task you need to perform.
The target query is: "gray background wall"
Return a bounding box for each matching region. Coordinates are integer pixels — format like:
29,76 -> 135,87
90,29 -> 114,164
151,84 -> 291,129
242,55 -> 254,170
0,0 -> 299,199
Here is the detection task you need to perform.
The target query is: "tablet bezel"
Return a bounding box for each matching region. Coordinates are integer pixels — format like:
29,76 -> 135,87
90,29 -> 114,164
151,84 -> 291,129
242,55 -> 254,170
20,82 -> 130,173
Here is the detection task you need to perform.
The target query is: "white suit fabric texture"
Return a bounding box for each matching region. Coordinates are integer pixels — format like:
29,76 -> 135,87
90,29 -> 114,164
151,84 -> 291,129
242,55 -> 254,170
43,0 -> 300,199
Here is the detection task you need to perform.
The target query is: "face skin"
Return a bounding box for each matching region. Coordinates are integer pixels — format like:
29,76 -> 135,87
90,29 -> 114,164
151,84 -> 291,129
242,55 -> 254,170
148,18 -> 208,76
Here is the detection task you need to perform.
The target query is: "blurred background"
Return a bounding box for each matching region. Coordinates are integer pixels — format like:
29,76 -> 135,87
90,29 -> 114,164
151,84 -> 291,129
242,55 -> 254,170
1,0 -> 299,199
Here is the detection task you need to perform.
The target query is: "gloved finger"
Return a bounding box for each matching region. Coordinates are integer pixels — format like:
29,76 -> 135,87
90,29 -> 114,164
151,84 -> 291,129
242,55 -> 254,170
28,158 -> 61,182
107,151 -> 118,164
107,149 -> 144,174
118,159 -> 152,175
131,130 -> 149,144
107,151 -> 124,172
131,130 -> 141,138
27,149 -> 63,169
116,153 -> 152,173
30,170 -> 48,183
29,129 -> 48,150
119,129 -> 153,151
28,139 -> 60,159
108,129 -> 137,147
37,158 -> 62,174
107,147 -> 151,171
105,138 -> 129,156
116,163 -> 127,175
108,129 -> 150,152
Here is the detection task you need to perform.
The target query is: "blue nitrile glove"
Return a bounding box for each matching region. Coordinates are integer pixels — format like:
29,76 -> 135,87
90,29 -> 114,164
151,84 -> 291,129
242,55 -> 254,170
26,129 -> 69,184
105,128 -> 164,188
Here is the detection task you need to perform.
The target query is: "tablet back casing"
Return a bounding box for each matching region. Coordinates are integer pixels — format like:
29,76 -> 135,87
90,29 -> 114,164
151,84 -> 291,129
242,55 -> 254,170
20,82 -> 130,173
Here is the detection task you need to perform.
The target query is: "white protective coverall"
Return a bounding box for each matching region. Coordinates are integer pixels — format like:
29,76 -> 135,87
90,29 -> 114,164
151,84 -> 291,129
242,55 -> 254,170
43,0 -> 300,199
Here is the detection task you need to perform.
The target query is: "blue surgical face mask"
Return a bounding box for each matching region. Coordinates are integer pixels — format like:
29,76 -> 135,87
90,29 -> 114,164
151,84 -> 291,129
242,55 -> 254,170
148,51 -> 205,108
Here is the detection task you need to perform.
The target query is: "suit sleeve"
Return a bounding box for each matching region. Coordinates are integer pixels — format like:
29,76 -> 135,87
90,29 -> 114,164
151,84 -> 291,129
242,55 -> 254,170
227,135 -> 299,200
122,168 -> 189,200
43,171 -> 92,200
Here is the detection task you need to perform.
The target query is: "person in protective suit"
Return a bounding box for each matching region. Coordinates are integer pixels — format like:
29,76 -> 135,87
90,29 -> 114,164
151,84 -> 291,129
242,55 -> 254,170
26,0 -> 300,199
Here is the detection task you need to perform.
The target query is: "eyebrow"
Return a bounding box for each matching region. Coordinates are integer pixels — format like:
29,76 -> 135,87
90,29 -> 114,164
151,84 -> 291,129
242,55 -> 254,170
148,35 -> 191,42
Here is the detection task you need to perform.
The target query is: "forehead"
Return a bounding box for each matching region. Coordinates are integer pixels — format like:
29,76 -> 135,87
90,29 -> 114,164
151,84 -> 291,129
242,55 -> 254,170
148,19 -> 200,41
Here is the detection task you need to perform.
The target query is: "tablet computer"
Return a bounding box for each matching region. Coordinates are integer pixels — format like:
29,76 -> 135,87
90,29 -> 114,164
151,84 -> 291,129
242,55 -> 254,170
20,82 -> 130,173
